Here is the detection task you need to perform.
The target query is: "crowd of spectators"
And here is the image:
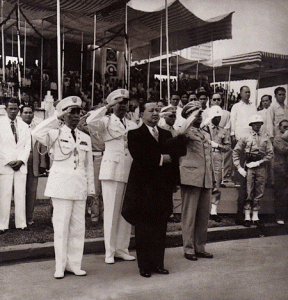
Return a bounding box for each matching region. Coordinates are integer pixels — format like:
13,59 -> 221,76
0,81 -> 288,278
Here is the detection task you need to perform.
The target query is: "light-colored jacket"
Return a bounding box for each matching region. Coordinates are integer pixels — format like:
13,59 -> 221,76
87,106 -> 138,183
0,116 -> 31,174
32,115 -> 95,200
179,126 -> 213,188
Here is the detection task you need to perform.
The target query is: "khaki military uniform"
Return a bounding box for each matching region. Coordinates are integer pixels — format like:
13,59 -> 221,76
233,130 -> 273,211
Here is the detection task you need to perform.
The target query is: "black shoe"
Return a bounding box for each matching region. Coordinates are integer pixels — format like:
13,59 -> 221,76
195,252 -> 213,259
184,253 -> 198,261
253,220 -> 265,228
243,220 -> 252,227
0,229 -> 7,235
152,267 -> 169,275
210,214 -> 222,223
140,269 -> 151,278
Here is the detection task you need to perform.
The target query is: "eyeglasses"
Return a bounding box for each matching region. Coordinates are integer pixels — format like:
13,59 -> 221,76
212,98 -> 221,101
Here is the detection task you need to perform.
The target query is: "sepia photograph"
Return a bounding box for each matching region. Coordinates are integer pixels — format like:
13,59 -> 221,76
0,0 -> 288,299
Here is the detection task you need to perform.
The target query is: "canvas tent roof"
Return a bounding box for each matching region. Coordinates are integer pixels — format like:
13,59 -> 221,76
180,51 -> 288,89
3,0 -> 233,60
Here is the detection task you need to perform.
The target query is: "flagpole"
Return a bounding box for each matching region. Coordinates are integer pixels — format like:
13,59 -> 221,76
16,0 -> 22,101
160,13 -> 162,99
80,31 -> 83,92
91,13 -> 96,107
1,0 -> 5,82
165,0 -> 170,104
57,0 -> 62,100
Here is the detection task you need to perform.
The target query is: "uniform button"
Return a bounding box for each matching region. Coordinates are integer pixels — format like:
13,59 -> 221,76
125,154 -> 127,156
74,160 -> 76,163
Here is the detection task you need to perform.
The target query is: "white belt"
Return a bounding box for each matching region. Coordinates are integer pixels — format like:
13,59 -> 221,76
92,151 -> 104,156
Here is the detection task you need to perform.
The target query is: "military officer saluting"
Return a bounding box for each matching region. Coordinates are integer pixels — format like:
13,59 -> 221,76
32,96 -> 95,279
87,89 -> 138,264
233,114 -> 273,227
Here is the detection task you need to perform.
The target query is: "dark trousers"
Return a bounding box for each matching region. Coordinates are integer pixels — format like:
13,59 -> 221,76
233,152 -> 246,222
135,220 -> 167,271
274,172 -> 288,221
26,163 -> 38,223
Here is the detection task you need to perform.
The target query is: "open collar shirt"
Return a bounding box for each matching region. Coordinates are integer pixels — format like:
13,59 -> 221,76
230,100 -> 257,140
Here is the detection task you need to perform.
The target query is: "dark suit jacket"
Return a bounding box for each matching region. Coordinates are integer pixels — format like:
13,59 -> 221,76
122,124 -> 183,225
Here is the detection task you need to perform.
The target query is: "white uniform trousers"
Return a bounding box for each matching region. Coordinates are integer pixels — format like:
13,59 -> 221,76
0,172 -> 27,230
52,198 -> 86,273
101,180 -> 132,259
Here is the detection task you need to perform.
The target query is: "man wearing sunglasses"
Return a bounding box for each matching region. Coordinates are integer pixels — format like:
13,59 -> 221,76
87,89 -> 138,264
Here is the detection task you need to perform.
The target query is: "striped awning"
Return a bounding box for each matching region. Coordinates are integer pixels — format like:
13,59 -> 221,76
181,51 -> 288,88
3,0 -> 233,61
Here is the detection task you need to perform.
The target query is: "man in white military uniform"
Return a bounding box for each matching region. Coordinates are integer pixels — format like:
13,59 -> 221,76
32,96 -> 95,279
87,89 -> 138,264
0,98 -> 31,233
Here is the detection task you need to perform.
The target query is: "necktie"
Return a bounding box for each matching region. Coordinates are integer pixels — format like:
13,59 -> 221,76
152,127 -> 159,142
71,129 -> 76,141
11,121 -> 18,143
120,118 -> 126,128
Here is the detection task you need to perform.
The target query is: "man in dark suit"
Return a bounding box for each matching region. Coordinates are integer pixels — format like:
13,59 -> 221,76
122,102 -> 184,278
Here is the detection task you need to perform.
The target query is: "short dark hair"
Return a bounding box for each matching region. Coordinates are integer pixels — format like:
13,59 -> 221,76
261,94 -> 272,102
20,105 -> 34,114
197,91 -> 207,99
5,98 -> 20,108
274,87 -> 286,95
139,101 -> 158,113
240,86 -> 249,93
279,119 -> 288,127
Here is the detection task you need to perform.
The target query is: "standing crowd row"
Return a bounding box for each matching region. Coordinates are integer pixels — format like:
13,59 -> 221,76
0,85 -> 287,279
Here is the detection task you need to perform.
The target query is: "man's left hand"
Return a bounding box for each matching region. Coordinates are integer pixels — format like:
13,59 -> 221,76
246,161 -> 260,168
87,194 -> 96,207
11,160 -> 24,171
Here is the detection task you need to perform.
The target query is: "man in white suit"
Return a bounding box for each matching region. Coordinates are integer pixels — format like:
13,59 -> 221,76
0,98 -> 31,234
32,96 -> 95,279
87,89 -> 138,264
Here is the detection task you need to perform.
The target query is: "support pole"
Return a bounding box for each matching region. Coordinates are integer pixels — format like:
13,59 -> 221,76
23,20 -> 26,80
165,0 -> 170,104
176,50 -> 179,91
16,1 -> 21,101
212,41 -> 216,93
57,0 -> 62,100
124,3 -> 128,89
40,21 -> 43,101
11,27 -> 13,59
147,52 -> 150,100
226,65 -> 232,110
1,0 -> 5,82
80,31 -> 83,92
160,13 -> 162,100
91,13 -> 96,107
61,22 -> 65,95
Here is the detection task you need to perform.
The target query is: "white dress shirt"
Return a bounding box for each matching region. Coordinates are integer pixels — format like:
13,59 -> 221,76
230,100 -> 257,140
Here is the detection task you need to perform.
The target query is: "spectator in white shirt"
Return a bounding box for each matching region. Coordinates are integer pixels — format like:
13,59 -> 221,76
267,87 -> 288,142
230,86 -> 257,225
